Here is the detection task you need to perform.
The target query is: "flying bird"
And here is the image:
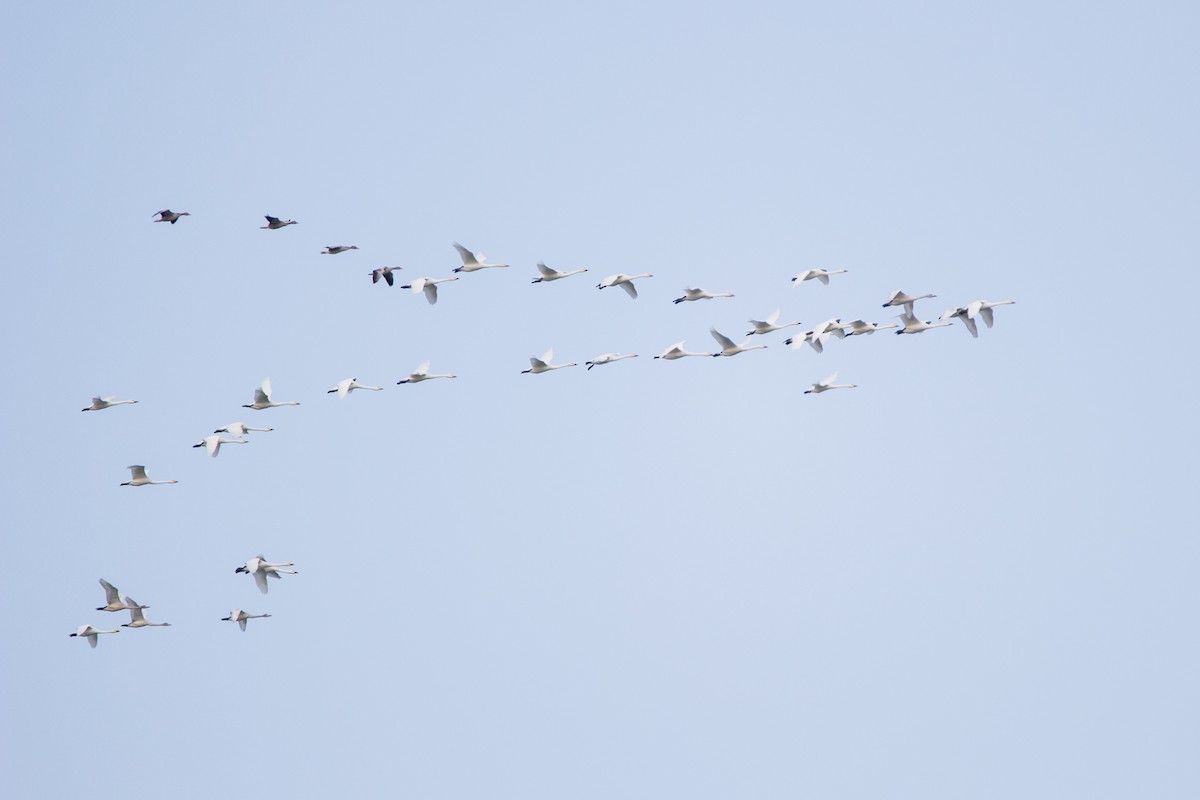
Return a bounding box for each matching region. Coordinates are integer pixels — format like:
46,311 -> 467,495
672,287 -> 734,304
321,245 -> 359,254
120,465 -> 178,487
532,262 -> 588,283
69,625 -> 119,648
792,269 -> 847,286
82,396 -> 137,412
453,242 -> 509,272
327,378 -> 384,398
242,377 -> 300,410
805,372 -> 857,394
399,276 -> 458,305
522,348 -> 577,374
260,215 -> 297,229
597,273 -> 653,299
370,266 -> 401,286
397,362 -> 456,384
222,610 -> 271,631
193,434 -> 247,457
153,210 -> 190,224
585,353 -> 638,370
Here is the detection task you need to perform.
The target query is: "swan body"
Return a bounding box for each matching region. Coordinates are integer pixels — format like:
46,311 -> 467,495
585,353 -> 638,370
397,361 -> 456,383
522,348 -> 577,374
883,289 -> 937,316
710,328 -> 767,357
792,268 -> 847,286
121,598 -> 171,628
222,609 -> 271,631
214,422 -> 272,436
371,266 -> 401,286
97,579 -> 148,612
82,396 -> 137,412
243,377 -> 300,410
532,262 -> 587,283
236,556 -> 297,594
321,245 -> 359,254
399,276 -> 458,305
597,273 -> 653,299
193,434 -> 247,457
839,319 -> 898,336
153,209 -> 190,224
977,299 -> 1015,328
121,465 -> 177,487
260,215 -> 297,229
70,625 -> 119,648
453,242 -> 509,272
805,372 -> 857,394
896,311 -> 953,335
328,378 -> 384,399
673,287 -> 734,304
747,309 -> 801,336
654,341 -> 713,360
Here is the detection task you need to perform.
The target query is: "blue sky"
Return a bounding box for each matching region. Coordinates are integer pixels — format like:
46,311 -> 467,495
2,2 -> 1198,797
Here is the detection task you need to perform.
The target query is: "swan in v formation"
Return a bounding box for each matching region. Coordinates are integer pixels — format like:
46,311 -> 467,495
397,362 -> 456,383
328,378 -> 384,398
747,309 -> 801,336
597,273 -> 653,298
214,422 -> 272,436
792,269 -> 847,285
82,396 -> 137,412
522,349 -> 576,374
193,434 -> 247,457
121,465 -> 177,487
939,300 -> 1016,337
223,610 -> 271,631
236,556 -> 298,595
453,242 -> 509,272
673,287 -> 734,304
70,625 -> 119,648
585,353 -> 637,370
97,579 -> 147,612
805,372 -> 857,394
654,341 -> 713,359
400,276 -> 458,305
532,262 -> 587,283
122,598 -> 170,628
244,378 -> 300,410
710,328 -> 767,357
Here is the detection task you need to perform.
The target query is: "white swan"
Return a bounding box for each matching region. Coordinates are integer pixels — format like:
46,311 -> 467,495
222,609 -> 271,631
882,289 -> 937,315
97,579 -> 147,612
746,309 -> 801,336
710,328 -> 767,357
653,341 -> 713,360
785,319 -> 842,353
370,266 -> 401,286
328,378 -> 384,399
153,209 -> 190,224
260,215 -> 297,229
193,434 -> 247,457
243,377 -> 300,410
397,361 -> 456,384
213,422 -> 272,436
532,262 -> 587,283
597,273 -> 653,299
839,319 -> 898,336
121,465 -> 178,487
236,555 -> 298,594
121,598 -> 171,629
320,245 -> 359,254
453,242 -> 509,272
399,276 -> 458,305
82,396 -> 137,412
70,625 -> 119,648
939,304 -> 981,337
522,348 -> 577,374
942,299 -> 1015,336
585,353 -> 638,370
672,287 -> 734,304
792,268 -> 847,286
805,372 -> 857,394
896,311 -> 953,335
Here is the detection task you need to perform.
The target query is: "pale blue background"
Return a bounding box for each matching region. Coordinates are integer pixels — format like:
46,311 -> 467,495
2,2 -> 1197,797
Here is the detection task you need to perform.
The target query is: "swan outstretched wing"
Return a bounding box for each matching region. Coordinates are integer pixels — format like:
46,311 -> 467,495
536,262 -> 555,277
253,570 -> 269,594
619,280 -> 638,299
414,361 -> 431,376
453,243 -> 480,267
100,579 -> 120,604
709,329 -> 736,351
766,309 -> 780,325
